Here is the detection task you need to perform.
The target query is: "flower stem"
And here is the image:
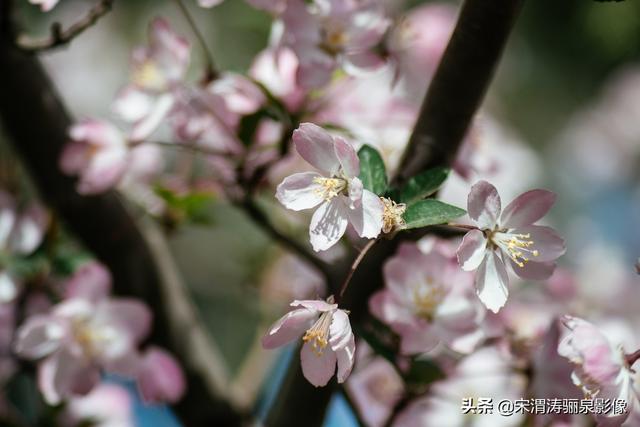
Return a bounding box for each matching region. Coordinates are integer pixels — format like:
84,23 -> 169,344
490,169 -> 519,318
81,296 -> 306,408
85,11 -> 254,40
338,238 -> 379,301
626,349 -> 640,368
172,0 -> 219,82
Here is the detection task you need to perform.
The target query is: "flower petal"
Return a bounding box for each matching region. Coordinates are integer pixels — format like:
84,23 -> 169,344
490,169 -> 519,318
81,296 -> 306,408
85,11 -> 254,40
262,307 -> 317,349
475,251 -> 509,313
467,180 -> 501,229
293,123 -> 340,175
309,199 -> 349,252
129,93 -> 175,142
347,190 -> 383,239
38,348 -> 100,405
276,172 -> 325,211
14,315 -> 66,359
300,341 -> 337,387
500,189 -> 556,228
64,261 -> 112,302
96,299 -> 152,345
512,260 -> 556,280
456,229 -> 487,271
335,334 -> 355,383
329,309 -> 353,351
333,136 -> 359,178
0,271 -> 20,303
519,225 -> 566,262
137,347 -> 186,404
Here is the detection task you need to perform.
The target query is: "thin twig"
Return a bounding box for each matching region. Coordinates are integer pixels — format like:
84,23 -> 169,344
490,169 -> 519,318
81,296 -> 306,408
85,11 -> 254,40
172,0 -> 219,81
240,197 -> 332,283
16,0 -> 114,52
626,349 -> 640,367
141,140 -> 234,158
338,237 -> 379,301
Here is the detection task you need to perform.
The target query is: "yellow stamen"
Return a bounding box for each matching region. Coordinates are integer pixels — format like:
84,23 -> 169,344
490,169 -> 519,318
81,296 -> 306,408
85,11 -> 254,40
381,198 -> 406,233
413,277 -> 446,321
491,232 -> 539,267
314,177 -> 348,201
132,60 -> 166,91
302,310 -> 334,356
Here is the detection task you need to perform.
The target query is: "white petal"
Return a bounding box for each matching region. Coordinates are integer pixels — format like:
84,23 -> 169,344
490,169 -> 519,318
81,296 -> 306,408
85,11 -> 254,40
309,199 -> 349,252
262,308 -> 317,349
293,123 -> 341,175
475,251 -> 509,313
329,309 -> 353,351
0,271 -> 19,303
335,334 -> 355,383
456,229 -> 487,271
129,94 -> 175,142
347,190 -> 383,239
300,341 -> 337,387
275,172 -> 325,211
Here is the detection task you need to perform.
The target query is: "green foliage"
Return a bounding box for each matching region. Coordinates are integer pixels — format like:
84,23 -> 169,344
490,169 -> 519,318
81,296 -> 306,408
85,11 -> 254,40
402,199 -> 466,230
357,145 -> 388,195
154,186 -> 216,226
393,167 -> 450,204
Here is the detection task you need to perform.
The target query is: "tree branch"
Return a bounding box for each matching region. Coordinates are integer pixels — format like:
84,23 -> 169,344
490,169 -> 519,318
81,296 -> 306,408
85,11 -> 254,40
16,0 -> 114,53
394,0 -> 525,186
0,6 -> 243,426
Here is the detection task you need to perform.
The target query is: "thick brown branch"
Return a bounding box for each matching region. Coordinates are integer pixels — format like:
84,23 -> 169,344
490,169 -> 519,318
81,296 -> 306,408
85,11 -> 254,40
394,0 -> 525,186
0,9 -> 243,426
16,0 -> 114,52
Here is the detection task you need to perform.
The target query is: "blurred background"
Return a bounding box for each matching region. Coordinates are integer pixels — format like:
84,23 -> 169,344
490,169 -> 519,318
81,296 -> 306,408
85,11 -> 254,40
3,0 -> 640,425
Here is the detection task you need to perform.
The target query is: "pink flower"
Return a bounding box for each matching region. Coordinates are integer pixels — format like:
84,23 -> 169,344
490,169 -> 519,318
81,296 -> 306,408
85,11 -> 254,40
558,316 -> 637,425
60,119 -> 129,195
276,123 -> 384,251
249,47 -> 307,112
61,383 -> 134,427
394,347 -> 527,427
370,242 -> 484,355
456,181 -> 565,313
113,18 -> 190,141
278,0 -> 390,88
14,264 -> 151,404
28,0 -> 59,12
262,297 -> 355,387
0,192 -> 48,302
136,347 -> 186,404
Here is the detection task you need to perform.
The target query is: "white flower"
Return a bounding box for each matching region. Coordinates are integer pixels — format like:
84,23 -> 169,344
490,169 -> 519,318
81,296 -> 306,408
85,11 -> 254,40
276,123 -> 384,251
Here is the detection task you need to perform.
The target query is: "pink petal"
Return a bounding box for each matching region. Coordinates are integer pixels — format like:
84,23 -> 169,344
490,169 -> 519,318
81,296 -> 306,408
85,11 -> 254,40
293,123 -> 341,175
0,271 -> 20,303
335,334 -> 355,383
276,172 -> 325,211
396,323 -> 440,355
347,190 -> 383,239
300,341 -> 337,387
500,189 -> 556,228
456,229 -> 487,271
512,260 -> 556,280
262,307 -> 317,349
137,347 -> 186,404
475,251 -> 509,313
518,225 -> 566,262
309,198 -> 349,252
65,261 -> 112,302
467,180 -> 501,229
343,51 -> 386,74
9,203 -> 48,255
38,348 -> 100,405
295,53 -> 336,89
96,299 -> 152,344
290,300 -> 337,312
333,136 -> 359,177
59,142 -> 90,175
14,315 -> 66,359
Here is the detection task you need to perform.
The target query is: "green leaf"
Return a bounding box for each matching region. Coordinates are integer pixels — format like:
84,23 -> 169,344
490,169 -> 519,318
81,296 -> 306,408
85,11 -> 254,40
396,167 -> 450,204
357,145 -> 388,195
402,199 -> 466,230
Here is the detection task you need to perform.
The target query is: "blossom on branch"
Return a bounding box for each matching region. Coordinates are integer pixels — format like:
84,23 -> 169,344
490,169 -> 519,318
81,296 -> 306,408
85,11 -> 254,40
28,0 -> 59,12
262,297 -> 355,387
113,18 -> 190,142
276,123 -> 384,251
456,181 -> 565,313
558,315 -> 639,426
370,242 -> 484,355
